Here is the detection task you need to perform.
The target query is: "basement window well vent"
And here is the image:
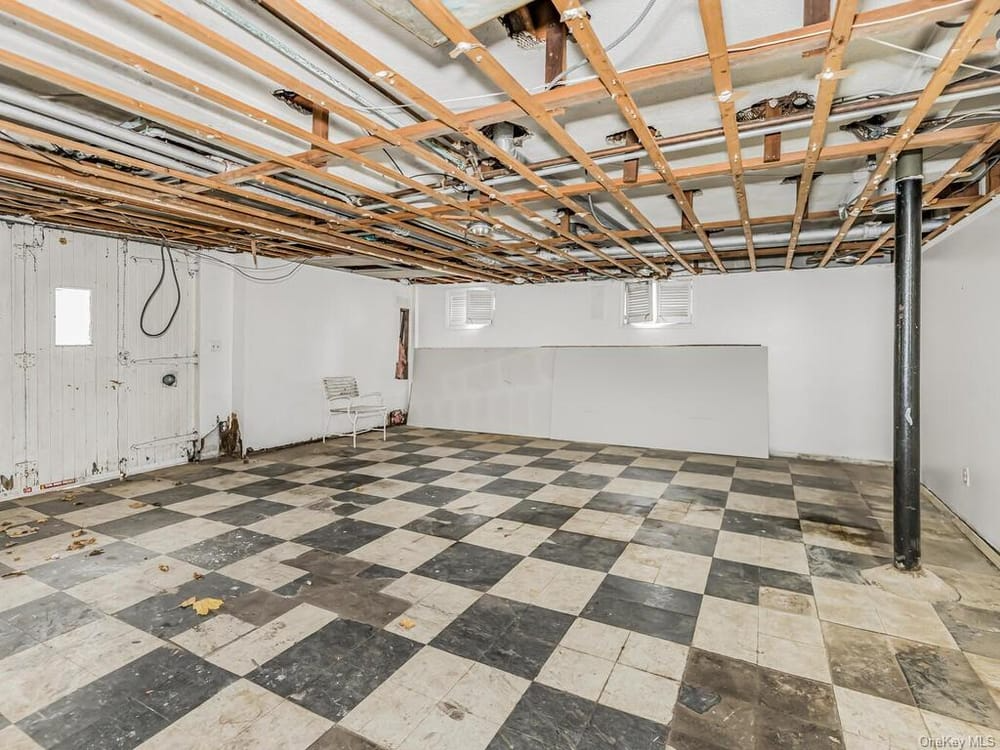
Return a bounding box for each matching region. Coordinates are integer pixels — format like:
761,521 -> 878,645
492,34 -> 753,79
624,280 -> 692,328
54,287 -> 92,346
447,287 -> 494,329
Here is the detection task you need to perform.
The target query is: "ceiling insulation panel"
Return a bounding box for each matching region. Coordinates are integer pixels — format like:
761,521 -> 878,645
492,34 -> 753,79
362,0 -> 529,46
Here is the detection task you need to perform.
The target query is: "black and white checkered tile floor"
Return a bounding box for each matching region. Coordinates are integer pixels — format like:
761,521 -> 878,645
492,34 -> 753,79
2,427 -> 999,749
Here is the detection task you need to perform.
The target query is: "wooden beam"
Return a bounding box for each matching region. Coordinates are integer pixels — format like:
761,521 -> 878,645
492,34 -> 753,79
763,101 -> 782,163
337,1 -> 974,155
0,0 -> 571,276
786,0 -> 858,268
542,0 -> 722,271
698,0 -> 756,269
543,2 -> 567,87
622,130 -> 640,185
805,0 -> 832,25
820,0 -> 1000,266
131,0 -> 625,278
0,132 -> 512,281
855,121 -> 1000,264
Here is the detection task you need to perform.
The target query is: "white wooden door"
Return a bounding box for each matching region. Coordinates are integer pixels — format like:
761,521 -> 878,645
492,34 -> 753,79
29,226 -> 121,490
1,225 -> 200,497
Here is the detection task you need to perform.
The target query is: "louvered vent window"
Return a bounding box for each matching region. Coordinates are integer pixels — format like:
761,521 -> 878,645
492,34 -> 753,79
447,287 -> 495,329
623,280 -> 692,327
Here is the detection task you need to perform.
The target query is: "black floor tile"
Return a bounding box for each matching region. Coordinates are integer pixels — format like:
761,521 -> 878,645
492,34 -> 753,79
114,572 -> 256,638
432,595 -> 574,679
249,619 -> 420,721
731,478 -> 795,500
580,703 -> 669,750
553,472 -> 612,491
0,592 -> 101,649
463,462 -> 516,477
27,491 -> 120,517
681,461 -> 735,477
203,498 -> 294,526
230,477 -> 302,498
663,485 -> 728,508
172,528 -> 283,569
481,478 -> 545,500
792,474 -> 856,493
91,508 -> 189,539
721,510 -> 801,542
499,500 -> 577,529
386,454 -> 437,467
621,466 -> 676,483
294,518 -> 393,555
412,542 -> 521,591
488,683 -> 594,750
531,530 -> 626,572
706,558 -> 760,604
398,485 -> 468,507
582,576 -> 700,644
403,509 -> 491,540
393,467 -> 450,484
245,462 -> 307,478
18,646 -> 236,750
585,491 -> 657,517
27,542 -> 152,589
134,484 -> 215,506
632,519 -> 718,556
528,457 -> 576,472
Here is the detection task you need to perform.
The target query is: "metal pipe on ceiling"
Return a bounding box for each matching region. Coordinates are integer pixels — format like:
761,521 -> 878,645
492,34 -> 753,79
0,90 -> 475,251
547,218 -> 946,262
0,82 -> 229,175
195,0 -> 465,166
368,79 -> 1000,208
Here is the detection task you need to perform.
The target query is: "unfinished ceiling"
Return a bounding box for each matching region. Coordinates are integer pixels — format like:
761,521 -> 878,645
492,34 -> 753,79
0,0 -> 999,282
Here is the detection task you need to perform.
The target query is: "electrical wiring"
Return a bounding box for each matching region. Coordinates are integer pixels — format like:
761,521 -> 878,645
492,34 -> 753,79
864,37 -> 1000,76
544,0 -> 661,90
139,241 -> 182,338
327,0 -> 972,115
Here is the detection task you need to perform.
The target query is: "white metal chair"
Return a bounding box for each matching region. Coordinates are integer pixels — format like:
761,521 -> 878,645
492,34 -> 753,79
322,376 -> 387,448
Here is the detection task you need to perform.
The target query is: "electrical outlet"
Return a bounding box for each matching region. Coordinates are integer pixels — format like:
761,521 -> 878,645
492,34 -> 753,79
962,467 -> 971,487
210,340 -> 222,353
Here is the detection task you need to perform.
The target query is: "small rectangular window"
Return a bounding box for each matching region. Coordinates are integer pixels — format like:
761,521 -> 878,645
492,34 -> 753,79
54,287 -> 92,346
447,287 -> 494,329
623,280 -> 692,327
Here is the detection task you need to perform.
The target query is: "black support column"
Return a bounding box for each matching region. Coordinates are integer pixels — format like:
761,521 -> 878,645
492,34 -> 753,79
893,149 -> 922,570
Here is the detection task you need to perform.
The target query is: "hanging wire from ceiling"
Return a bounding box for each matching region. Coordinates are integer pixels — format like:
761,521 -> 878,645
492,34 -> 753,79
544,0 -> 661,90
139,241 -> 182,338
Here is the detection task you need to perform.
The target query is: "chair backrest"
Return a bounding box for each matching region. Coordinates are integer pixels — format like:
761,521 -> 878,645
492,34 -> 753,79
323,376 -> 359,401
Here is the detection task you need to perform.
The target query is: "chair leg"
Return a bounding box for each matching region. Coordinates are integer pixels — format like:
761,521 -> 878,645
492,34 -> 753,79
351,413 -> 358,449
382,412 -> 387,442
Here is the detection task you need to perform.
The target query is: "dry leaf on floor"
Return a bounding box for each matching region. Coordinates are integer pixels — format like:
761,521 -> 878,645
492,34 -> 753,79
192,598 -> 223,616
179,596 -> 223,616
71,529 -> 86,538
1,570 -> 25,578
398,617 -> 417,630
158,564 -> 170,572
66,537 -> 97,551
128,501 -> 147,509
36,518 -> 47,524
6,526 -> 38,538
192,572 -> 204,580
88,549 -> 104,557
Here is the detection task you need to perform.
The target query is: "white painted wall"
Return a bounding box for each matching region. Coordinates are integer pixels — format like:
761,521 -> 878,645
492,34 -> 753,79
416,265 -> 895,461
206,256 -> 412,452
922,202 -> 1000,550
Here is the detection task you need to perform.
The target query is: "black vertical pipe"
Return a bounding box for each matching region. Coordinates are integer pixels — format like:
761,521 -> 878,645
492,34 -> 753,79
893,149 -> 922,570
